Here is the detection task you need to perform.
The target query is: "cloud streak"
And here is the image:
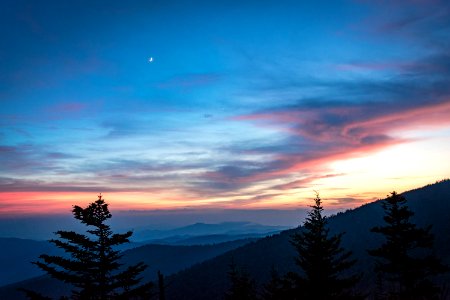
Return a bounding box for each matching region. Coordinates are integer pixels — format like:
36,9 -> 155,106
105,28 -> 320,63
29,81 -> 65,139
1,0 -> 450,214
205,1 -> 450,193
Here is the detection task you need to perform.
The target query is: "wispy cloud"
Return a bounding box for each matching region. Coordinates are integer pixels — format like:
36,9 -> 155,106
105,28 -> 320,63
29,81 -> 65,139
203,0 -> 450,196
0,177 -> 171,193
1,0 -> 450,214
0,145 -> 76,174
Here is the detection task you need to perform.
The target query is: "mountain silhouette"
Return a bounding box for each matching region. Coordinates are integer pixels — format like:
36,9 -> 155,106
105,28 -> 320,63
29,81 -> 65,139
0,239 -> 254,299
165,180 -> 450,299
0,221 -> 285,288
0,238 -> 63,286
1,180 -> 449,299
132,222 -> 288,242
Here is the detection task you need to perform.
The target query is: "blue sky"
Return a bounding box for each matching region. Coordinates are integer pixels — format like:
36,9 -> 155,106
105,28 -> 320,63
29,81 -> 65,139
1,0 -> 450,216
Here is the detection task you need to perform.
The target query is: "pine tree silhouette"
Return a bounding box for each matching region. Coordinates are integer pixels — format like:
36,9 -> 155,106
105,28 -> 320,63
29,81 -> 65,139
368,191 -> 448,299
22,194 -> 153,300
288,194 -> 362,300
157,270 -> 166,300
262,266 -> 288,300
225,259 -> 258,300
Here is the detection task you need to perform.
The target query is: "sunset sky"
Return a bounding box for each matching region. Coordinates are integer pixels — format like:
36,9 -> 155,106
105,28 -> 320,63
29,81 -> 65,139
1,0 -> 450,216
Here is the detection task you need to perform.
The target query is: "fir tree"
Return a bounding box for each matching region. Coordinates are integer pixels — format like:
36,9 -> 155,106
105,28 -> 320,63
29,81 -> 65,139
289,194 -> 361,300
157,270 -> 166,300
262,266 -> 288,300
225,260 -> 258,300
23,194 -> 153,300
368,191 -> 448,299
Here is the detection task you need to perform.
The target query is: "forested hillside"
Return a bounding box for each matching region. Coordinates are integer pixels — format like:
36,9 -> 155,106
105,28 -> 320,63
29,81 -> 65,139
1,180 -> 449,299
166,180 -> 450,299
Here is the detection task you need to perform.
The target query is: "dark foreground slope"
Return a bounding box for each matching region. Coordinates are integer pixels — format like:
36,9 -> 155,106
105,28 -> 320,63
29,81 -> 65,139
0,238 -> 254,299
1,180 -> 448,299
165,180 -> 450,300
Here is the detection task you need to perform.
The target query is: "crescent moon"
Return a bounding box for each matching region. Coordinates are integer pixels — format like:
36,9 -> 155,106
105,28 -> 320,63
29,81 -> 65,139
148,57 -> 154,63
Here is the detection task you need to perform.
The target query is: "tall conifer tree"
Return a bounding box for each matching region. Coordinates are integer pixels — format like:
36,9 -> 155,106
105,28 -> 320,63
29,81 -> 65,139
157,270 -> 166,300
288,194 -> 361,300
23,194 -> 153,300
369,192 -> 448,299
262,266 -> 288,300
225,260 -> 258,300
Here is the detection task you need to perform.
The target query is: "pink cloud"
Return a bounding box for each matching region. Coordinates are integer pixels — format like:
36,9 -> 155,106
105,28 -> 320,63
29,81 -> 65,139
271,174 -> 345,191
230,99 -> 450,184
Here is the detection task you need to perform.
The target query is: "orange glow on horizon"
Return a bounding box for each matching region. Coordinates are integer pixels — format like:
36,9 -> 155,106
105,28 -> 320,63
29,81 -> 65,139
1,128 -> 449,216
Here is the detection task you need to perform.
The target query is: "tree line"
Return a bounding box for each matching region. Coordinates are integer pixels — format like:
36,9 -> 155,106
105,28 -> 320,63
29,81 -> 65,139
22,192 -> 448,300
225,192 -> 448,300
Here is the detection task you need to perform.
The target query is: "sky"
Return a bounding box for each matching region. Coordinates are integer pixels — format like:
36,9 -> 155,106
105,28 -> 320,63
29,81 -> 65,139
1,0 -> 450,219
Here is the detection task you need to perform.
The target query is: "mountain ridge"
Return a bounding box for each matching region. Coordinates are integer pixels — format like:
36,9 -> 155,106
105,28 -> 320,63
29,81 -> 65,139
165,180 -> 450,299
1,180 -> 449,299
132,221 -> 289,242
0,238 -> 256,299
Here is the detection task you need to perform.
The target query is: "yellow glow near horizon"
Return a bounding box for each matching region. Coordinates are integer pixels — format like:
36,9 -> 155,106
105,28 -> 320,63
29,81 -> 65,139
320,132 -> 450,202
1,129 -> 449,215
